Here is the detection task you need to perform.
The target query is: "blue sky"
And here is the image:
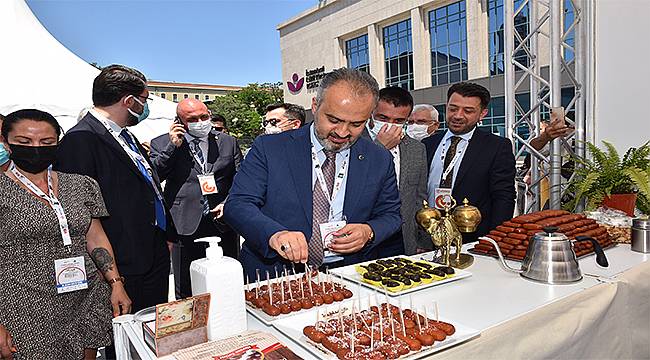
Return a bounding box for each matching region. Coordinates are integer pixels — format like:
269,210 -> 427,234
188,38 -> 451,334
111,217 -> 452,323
27,0 -> 315,87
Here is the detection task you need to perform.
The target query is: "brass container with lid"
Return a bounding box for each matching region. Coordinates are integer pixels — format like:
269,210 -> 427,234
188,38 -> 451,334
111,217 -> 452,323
452,198 -> 482,233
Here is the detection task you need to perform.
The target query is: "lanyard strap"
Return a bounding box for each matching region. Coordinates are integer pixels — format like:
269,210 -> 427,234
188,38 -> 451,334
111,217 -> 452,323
439,138 -> 464,184
96,119 -> 164,203
187,139 -> 207,174
311,146 -> 348,210
10,163 -> 72,247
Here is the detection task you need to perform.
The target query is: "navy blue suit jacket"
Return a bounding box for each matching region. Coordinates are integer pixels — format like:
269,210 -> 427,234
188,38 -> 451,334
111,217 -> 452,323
224,125 -> 402,279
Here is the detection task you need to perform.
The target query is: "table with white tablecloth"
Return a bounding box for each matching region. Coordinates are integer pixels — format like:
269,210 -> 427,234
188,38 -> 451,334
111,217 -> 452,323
113,244 -> 650,359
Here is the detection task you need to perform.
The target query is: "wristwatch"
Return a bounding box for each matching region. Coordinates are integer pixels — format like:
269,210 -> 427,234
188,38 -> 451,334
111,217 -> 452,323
108,276 -> 125,285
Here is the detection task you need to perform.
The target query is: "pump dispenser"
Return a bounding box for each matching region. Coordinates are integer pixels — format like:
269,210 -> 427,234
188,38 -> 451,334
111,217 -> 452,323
189,236 -> 246,340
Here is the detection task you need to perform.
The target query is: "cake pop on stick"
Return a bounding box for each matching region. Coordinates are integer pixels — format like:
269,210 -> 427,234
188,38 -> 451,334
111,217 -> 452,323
378,305 -> 384,340
434,301 -> 439,323
399,298 -> 406,337
423,306 -> 429,329
338,303 -> 344,337
370,320 -> 375,351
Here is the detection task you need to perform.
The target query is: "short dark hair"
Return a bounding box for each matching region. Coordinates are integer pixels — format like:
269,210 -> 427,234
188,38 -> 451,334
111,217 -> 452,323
379,86 -> 414,112
265,103 -> 306,126
211,114 -> 226,124
447,82 -> 491,109
92,64 -> 147,107
316,67 -> 379,109
2,109 -> 62,140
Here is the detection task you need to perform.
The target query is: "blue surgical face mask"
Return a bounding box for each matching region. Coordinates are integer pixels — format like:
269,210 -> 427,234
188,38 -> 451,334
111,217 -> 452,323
0,144 -> 9,165
127,96 -> 150,124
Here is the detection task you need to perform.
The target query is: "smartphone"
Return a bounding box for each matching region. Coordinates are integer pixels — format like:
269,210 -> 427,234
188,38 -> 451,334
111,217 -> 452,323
551,106 -> 565,126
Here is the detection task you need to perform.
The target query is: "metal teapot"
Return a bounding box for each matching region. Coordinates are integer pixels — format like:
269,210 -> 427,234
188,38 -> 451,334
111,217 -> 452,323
479,226 -> 609,284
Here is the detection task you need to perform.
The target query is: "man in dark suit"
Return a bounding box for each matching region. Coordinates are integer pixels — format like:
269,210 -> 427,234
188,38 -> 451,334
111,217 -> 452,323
423,82 -> 516,242
223,68 -> 402,280
363,87 -> 430,256
55,64 -> 170,313
149,98 -> 243,299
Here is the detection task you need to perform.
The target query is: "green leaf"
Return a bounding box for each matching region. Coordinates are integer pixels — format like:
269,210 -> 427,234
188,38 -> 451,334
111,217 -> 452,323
572,172 -> 599,210
624,167 -> 650,198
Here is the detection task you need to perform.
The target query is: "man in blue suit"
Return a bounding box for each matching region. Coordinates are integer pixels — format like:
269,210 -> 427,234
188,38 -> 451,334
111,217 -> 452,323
224,68 -> 402,279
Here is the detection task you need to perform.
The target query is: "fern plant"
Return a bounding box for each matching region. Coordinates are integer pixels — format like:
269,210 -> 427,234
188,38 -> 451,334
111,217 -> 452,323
564,140 -> 650,214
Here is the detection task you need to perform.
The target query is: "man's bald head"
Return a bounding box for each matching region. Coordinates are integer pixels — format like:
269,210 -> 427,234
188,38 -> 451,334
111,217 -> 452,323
176,98 -> 210,125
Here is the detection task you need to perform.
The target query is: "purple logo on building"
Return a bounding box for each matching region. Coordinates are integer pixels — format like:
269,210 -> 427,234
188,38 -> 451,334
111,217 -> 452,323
287,73 -> 304,94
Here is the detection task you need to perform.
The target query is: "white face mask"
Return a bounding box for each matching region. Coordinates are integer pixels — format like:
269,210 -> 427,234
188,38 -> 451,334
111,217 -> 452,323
264,124 -> 282,135
369,119 -> 404,139
406,123 -> 430,141
187,120 -> 212,138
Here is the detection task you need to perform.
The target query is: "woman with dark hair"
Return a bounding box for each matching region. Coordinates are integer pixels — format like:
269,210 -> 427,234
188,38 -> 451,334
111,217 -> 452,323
0,109 -> 131,359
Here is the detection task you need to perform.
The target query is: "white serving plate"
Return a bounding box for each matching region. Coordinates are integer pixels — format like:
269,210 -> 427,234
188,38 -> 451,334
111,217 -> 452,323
246,271 -> 358,326
330,255 -> 472,297
272,299 -> 480,360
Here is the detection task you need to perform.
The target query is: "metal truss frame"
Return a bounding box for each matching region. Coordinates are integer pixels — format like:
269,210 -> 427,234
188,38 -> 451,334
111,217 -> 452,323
504,0 -> 589,212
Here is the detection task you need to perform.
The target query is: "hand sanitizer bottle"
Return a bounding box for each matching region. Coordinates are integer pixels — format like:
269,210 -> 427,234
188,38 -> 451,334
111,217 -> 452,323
190,236 -> 246,340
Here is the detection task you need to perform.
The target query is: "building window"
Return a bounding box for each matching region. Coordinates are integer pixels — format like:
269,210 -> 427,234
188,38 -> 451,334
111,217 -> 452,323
160,93 -> 166,99
564,0 -> 575,62
205,95 -> 210,100
195,94 -> 200,100
429,1 -> 468,86
383,19 -> 413,90
184,94 -> 189,99
488,0 -> 529,75
173,94 -> 178,102
345,34 -> 370,73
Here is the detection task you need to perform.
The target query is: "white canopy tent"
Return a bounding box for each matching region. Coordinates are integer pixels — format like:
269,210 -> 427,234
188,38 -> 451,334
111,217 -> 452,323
0,0 -> 175,142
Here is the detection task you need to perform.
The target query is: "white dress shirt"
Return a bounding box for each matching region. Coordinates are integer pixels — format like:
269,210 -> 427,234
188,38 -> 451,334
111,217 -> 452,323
427,128 -> 476,204
310,123 -> 350,221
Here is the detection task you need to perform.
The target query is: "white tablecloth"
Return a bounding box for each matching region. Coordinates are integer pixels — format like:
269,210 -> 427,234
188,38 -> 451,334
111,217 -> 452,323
113,245 -> 649,359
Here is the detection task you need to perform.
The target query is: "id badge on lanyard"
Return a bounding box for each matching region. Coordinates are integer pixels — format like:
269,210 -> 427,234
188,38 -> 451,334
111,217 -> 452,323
198,174 -> 218,195
433,188 -> 454,210
435,141 -> 462,210
55,256 -> 88,294
9,163 -> 88,294
321,215 -> 347,260
189,140 -> 219,195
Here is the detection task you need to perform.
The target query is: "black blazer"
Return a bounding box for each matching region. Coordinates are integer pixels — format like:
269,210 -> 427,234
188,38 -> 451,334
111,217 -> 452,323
149,130 -> 243,236
54,113 -> 171,275
423,128 -> 516,241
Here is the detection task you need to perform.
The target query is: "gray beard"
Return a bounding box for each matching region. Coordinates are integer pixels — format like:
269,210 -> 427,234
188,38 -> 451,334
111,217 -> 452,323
313,126 -> 357,152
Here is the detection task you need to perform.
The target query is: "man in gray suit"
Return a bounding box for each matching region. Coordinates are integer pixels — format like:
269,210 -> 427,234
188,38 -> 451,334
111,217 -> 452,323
150,99 -> 243,299
364,87 -> 430,256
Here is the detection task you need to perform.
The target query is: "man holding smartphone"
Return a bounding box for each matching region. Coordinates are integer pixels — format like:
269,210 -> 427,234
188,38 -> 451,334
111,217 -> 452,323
149,98 -> 243,299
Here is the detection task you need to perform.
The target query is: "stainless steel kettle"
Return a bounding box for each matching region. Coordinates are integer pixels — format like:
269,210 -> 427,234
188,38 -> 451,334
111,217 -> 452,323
479,226 -> 609,284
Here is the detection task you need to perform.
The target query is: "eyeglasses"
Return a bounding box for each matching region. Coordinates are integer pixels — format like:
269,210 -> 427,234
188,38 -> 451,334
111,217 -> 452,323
213,126 -> 224,131
263,118 -> 297,127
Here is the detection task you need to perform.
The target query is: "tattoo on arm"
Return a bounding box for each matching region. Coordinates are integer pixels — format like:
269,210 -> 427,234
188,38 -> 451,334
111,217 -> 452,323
91,247 -> 114,274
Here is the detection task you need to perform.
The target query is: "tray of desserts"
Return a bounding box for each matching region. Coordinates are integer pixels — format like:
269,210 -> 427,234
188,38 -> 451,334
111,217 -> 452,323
273,296 -> 480,359
330,256 -> 471,297
245,267 -> 355,325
